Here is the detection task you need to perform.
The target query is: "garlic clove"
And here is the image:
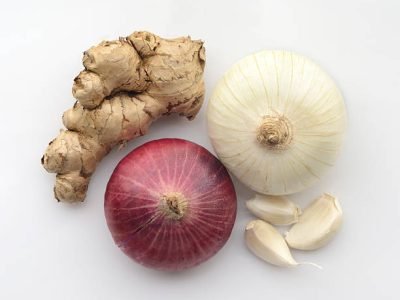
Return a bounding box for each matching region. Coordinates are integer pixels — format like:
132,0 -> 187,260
245,220 -> 298,267
285,193 -> 343,250
246,194 -> 302,225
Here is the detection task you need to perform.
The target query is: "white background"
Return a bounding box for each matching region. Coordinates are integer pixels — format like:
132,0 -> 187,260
1,0 -> 399,299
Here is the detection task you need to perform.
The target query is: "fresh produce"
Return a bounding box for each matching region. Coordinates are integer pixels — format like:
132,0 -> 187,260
104,139 -> 237,271
246,193 -> 342,267
42,31 -> 205,202
207,50 -> 346,195
245,219 -> 321,268
245,219 -> 298,267
285,193 -> 343,250
246,194 -> 302,225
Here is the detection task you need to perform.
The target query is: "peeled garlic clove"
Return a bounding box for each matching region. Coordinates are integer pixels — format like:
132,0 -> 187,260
246,194 -> 302,225
245,220 -> 298,267
285,193 -> 343,250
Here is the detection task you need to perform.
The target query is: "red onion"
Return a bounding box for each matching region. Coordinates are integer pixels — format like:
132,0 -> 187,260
105,138 -> 237,271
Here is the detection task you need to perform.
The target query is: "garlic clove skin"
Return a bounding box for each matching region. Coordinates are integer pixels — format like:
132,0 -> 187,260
245,220 -> 298,267
246,194 -> 302,225
285,193 -> 343,250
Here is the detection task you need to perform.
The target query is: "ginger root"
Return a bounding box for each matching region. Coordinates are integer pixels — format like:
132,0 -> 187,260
42,31 -> 205,203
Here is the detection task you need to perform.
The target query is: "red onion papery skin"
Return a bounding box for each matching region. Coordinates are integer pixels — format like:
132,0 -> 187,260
105,138 -> 237,271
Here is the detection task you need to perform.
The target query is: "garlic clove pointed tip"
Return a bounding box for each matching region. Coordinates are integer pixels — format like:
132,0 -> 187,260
245,220 -> 257,230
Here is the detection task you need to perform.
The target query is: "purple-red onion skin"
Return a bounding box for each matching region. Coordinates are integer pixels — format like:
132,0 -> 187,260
105,138 -> 237,271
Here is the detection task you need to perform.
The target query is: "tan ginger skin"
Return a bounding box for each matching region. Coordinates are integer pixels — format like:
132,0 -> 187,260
41,31 -> 205,203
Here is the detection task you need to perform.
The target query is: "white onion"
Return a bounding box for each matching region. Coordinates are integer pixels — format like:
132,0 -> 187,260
207,50 -> 346,195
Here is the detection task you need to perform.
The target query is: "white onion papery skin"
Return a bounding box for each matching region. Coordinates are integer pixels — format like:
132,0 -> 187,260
207,50 -> 346,195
